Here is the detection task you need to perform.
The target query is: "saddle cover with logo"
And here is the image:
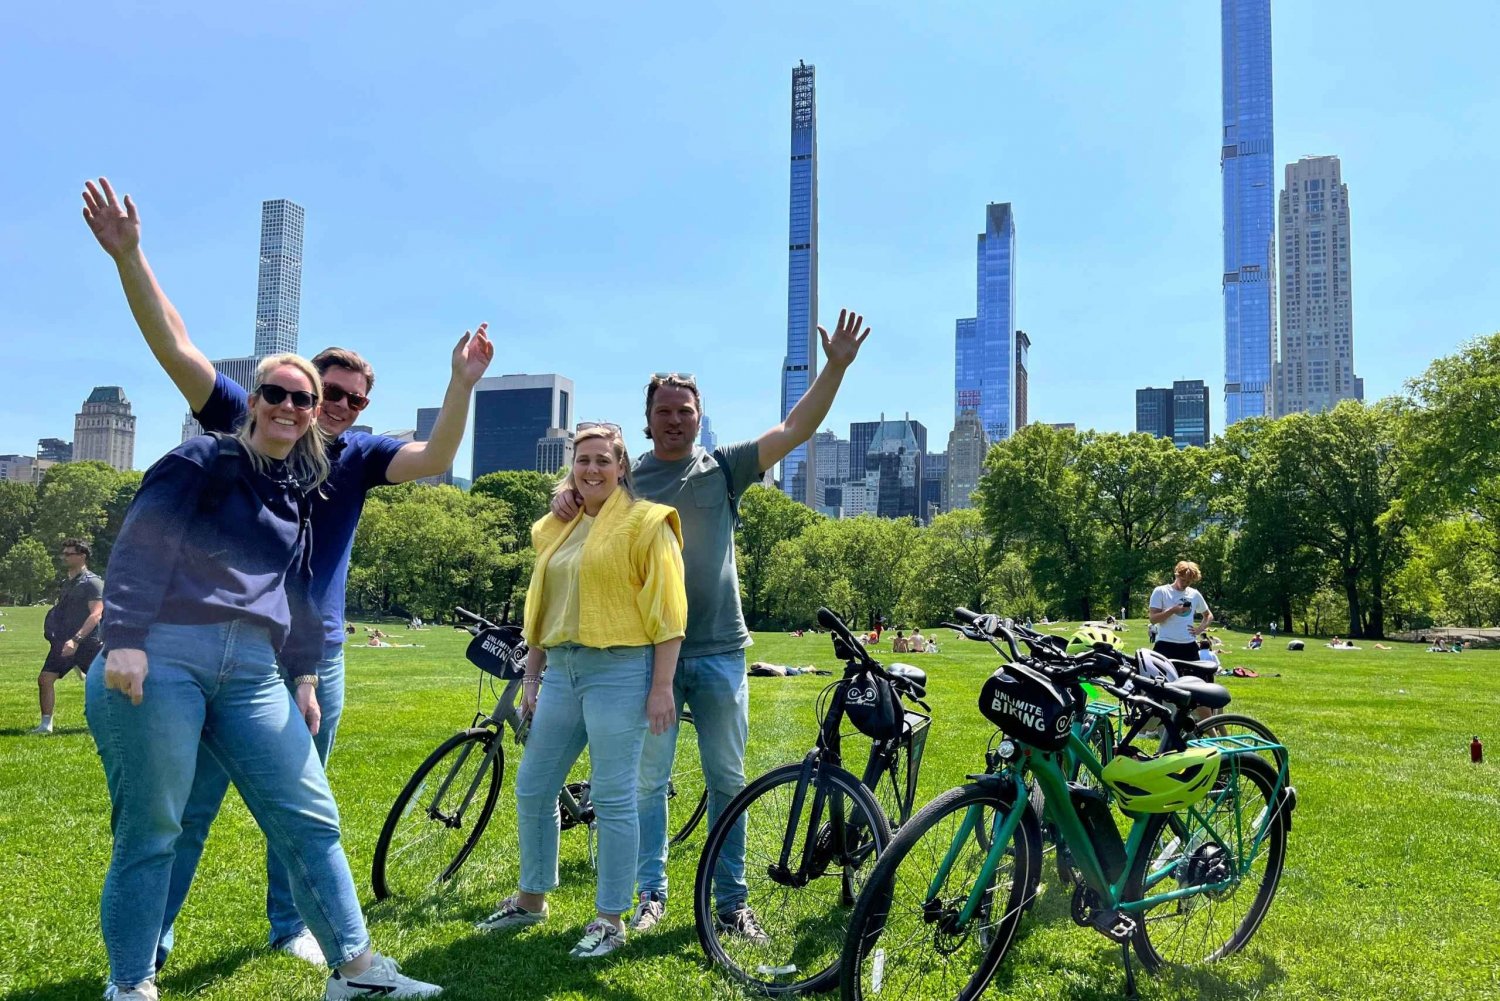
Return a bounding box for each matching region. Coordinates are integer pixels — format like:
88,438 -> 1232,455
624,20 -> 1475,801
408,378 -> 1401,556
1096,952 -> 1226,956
978,662 -> 1075,751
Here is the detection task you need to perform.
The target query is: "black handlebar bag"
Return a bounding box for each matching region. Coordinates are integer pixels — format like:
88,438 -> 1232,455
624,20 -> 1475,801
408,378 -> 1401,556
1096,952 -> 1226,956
466,626 -> 528,680
843,671 -> 903,741
978,662 -> 1075,751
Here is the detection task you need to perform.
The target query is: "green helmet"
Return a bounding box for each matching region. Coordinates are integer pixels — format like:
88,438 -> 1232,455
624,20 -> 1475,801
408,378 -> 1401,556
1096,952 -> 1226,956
1101,747 -> 1222,814
1066,624 -> 1122,656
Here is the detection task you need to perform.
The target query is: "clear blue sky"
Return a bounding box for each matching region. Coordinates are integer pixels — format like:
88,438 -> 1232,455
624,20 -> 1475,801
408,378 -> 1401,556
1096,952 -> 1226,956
4,1 -> 1497,475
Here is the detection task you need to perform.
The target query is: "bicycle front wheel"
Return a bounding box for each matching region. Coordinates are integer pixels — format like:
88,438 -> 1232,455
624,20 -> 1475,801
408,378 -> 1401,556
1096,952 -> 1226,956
371,728 -> 503,900
694,761 -> 891,995
1127,752 -> 1289,971
842,781 -> 1040,1001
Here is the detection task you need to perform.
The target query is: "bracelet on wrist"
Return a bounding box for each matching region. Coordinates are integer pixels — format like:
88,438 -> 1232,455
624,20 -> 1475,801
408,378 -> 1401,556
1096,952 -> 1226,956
292,674 -> 320,689
522,676 -> 542,686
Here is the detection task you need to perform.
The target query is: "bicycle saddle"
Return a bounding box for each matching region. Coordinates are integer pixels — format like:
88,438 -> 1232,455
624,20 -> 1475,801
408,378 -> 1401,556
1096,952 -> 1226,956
1166,676 -> 1231,710
885,662 -> 927,699
1169,659 -> 1219,683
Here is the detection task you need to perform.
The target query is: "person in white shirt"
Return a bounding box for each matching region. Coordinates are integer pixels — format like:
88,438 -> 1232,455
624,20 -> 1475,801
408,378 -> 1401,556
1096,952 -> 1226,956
1147,561 -> 1214,663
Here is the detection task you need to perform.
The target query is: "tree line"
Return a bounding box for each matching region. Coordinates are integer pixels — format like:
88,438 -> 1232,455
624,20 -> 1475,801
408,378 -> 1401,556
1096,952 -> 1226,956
4,335 -> 1497,639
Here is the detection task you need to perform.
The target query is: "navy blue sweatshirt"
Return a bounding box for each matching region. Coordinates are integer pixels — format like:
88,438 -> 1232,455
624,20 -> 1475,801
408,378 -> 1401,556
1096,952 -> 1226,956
101,436 -> 320,673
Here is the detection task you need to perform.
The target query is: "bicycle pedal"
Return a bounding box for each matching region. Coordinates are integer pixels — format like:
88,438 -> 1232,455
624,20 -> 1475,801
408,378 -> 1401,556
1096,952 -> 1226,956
1089,909 -> 1137,943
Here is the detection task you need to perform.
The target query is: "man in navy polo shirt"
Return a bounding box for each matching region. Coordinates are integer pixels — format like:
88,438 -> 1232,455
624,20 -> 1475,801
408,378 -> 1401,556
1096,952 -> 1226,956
83,176 -> 494,970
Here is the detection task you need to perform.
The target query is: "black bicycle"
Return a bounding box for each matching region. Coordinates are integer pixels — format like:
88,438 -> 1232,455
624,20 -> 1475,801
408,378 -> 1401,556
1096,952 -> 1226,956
371,607 -> 708,900
693,607 -> 932,996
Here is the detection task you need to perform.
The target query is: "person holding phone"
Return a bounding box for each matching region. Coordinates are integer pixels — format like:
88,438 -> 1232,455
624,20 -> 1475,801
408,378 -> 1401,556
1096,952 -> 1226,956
1147,561 -> 1214,662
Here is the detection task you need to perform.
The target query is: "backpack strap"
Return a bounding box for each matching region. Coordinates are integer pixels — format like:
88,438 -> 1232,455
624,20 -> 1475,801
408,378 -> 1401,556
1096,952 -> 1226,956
198,432 -> 245,515
711,447 -> 740,528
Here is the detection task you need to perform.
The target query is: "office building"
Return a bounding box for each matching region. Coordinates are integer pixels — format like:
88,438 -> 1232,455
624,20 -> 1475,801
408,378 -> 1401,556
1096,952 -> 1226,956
1136,381 -> 1211,448
958,202 -> 1019,442
945,409 -> 988,511
922,452 -> 948,521
700,415 -> 718,452
1015,329 -> 1031,430
779,60 -> 819,506
862,416 -> 926,521
812,429 -> 850,489
1221,0 -> 1277,424
0,455 -> 37,483
73,386 -> 135,471
254,199 -> 304,357
536,427 -> 574,475
849,420 -> 880,483
182,356 -> 261,440
1276,155 -> 1363,415
414,407 -> 454,486
472,374 -> 573,479
37,438 -> 73,463
1046,422 -> 1077,432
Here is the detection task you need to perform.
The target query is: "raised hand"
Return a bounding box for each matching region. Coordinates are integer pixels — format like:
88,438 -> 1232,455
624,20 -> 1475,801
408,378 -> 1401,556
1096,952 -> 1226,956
819,308 -> 871,370
451,322 -> 495,386
81,177 -> 140,260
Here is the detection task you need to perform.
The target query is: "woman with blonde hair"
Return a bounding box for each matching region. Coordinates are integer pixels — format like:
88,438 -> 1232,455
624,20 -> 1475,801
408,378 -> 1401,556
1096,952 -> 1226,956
86,354 -> 441,999
477,423 -> 687,959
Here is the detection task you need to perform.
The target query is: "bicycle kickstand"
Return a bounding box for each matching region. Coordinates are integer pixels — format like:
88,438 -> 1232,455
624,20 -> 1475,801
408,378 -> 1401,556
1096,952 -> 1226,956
1121,942 -> 1138,1000
586,821 -> 598,870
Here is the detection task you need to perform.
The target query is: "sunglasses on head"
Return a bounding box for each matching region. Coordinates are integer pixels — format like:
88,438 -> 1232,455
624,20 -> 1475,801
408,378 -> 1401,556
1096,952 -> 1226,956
577,421 -> 623,435
256,383 -> 318,410
322,385 -> 370,411
652,372 -> 696,385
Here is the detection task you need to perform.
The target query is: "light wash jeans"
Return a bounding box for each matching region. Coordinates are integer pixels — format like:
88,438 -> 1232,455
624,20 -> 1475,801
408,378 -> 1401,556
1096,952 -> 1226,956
84,623 -> 368,989
152,643 -> 346,966
515,643 -> 653,916
635,649 -> 748,913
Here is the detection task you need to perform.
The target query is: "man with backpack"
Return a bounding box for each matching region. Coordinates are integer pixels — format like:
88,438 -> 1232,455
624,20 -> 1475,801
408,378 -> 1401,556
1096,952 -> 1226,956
32,538 -> 104,734
83,176 -> 494,977
551,310 -> 871,940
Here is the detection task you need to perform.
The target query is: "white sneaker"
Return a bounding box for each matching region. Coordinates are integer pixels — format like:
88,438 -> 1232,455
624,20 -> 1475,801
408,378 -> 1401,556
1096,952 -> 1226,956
325,953 -> 441,999
475,894 -> 548,932
29,724 -> 53,735
108,983 -> 157,1001
630,893 -> 666,933
569,918 -> 626,958
277,928 -> 326,965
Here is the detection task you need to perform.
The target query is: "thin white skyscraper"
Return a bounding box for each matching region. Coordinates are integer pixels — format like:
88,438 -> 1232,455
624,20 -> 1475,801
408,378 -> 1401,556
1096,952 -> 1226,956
254,199 -> 304,357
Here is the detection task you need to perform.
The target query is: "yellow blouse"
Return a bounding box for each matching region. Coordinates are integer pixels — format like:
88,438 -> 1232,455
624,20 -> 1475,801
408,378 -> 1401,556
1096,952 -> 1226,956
538,514 -> 593,648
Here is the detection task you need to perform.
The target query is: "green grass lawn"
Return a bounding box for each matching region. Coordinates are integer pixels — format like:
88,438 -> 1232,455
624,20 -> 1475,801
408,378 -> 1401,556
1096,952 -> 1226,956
2,604 -> 1498,1000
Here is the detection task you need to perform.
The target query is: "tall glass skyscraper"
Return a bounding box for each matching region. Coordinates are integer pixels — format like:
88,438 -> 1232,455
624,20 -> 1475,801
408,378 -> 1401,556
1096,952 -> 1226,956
961,202 -> 1018,443
254,199 -> 304,357
780,61 -> 819,506
1221,0 -> 1276,424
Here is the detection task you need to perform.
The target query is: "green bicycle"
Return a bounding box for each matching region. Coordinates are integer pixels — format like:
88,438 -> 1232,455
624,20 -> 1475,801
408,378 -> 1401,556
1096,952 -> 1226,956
839,611 -> 1297,1001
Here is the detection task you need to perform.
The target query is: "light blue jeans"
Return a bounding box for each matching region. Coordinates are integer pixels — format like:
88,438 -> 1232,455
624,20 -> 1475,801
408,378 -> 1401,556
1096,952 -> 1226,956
84,623 -> 368,989
515,643 -> 653,916
635,649 -> 748,913
154,644 -> 346,965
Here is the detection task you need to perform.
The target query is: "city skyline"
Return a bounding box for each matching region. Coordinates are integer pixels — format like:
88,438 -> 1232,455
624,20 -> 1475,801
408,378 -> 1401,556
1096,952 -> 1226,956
5,2 -> 1495,472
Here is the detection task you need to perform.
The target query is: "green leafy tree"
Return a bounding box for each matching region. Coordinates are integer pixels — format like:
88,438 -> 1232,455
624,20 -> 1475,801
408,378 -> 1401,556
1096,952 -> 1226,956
471,470 -> 558,543
0,480 -> 38,554
734,484 -> 820,628
33,462 -> 123,555
1,537 -> 55,605
1396,332 -> 1500,531
903,509 -> 998,624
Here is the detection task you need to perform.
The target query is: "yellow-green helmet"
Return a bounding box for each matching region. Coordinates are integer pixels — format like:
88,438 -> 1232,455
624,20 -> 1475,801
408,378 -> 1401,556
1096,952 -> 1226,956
1066,624 -> 1123,656
1101,747 -> 1222,814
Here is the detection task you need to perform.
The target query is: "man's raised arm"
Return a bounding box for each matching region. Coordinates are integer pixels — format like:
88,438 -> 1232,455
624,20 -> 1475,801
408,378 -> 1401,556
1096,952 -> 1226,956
83,177 -> 215,411
756,308 -> 871,472
385,323 -> 495,483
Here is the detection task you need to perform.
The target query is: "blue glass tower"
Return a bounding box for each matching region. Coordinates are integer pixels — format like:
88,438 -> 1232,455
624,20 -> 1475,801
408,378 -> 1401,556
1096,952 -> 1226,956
965,202 -> 1017,443
1221,0 -> 1276,424
780,61 -> 819,505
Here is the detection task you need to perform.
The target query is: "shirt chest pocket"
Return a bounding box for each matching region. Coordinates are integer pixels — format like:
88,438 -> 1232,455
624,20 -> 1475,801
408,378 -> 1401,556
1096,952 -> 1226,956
690,476 -> 726,509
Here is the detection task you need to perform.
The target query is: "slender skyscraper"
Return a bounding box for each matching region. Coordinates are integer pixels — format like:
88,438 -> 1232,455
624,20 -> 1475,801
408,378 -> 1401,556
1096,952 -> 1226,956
780,61 -> 818,506
254,199 -> 305,357
1276,156 -> 1362,415
1221,0 -> 1276,424
966,202 -> 1018,443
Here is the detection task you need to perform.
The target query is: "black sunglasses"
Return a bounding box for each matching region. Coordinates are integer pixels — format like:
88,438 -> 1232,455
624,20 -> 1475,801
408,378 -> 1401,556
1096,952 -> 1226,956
323,385 -> 370,411
256,383 -> 318,410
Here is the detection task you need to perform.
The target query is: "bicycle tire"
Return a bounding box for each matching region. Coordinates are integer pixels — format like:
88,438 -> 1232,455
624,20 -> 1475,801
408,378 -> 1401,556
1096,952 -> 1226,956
371,728 -> 503,901
1127,752 -> 1289,971
841,781 -> 1040,1001
668,713 -> 709,847
693,761 -> 891,996
1190,712 -> 1289,778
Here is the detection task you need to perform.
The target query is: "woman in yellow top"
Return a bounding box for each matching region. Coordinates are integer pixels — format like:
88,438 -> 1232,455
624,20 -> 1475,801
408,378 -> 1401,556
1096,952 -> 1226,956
476,424 -> 686,959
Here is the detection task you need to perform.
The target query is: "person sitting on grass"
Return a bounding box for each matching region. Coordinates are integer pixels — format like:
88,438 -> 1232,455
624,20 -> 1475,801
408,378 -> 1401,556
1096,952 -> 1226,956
1248,631 -> 1264,650
475,424 -> 686,959
892,631 -> 908,654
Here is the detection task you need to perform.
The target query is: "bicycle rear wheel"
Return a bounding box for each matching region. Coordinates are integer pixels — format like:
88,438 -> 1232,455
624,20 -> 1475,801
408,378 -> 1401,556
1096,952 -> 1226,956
694,761 -> 890,995
1127,753 -> 1289,971
371,728 -> 503,900
841,781 -> 1040,1001
668,712 -> 709,847
1191,712 -> 1289,778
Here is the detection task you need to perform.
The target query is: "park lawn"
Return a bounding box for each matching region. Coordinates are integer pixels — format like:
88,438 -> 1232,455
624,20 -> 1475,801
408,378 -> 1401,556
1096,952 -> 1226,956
1,605 -> 1497,1001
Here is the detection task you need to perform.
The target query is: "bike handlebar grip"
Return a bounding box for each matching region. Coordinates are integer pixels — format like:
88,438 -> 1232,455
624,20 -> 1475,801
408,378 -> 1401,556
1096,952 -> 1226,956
816,606 -> 846,635
954,607 -> 981,625
454,606 -> 480,621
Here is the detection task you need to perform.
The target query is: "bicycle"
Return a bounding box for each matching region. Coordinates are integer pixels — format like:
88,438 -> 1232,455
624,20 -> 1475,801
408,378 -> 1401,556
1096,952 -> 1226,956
371,606 -> 707,900
693,607 -> 932,996
840,610 -> 1296,1001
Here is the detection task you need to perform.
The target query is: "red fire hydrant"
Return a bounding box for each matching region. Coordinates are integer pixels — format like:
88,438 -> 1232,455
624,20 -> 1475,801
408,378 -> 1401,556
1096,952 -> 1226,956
1472,736 -> 1484,764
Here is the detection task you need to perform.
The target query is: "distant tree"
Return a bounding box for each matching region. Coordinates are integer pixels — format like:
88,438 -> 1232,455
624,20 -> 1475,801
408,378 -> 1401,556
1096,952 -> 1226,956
735,485 -> 820,628
1,538 -> 55,605
471,470 -> 558,543
32,462 -> 121,554
0,480 -> 37,554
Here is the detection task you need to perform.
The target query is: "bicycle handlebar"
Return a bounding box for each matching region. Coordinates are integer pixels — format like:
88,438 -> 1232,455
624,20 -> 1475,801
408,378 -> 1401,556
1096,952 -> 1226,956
453,606 -> 496,631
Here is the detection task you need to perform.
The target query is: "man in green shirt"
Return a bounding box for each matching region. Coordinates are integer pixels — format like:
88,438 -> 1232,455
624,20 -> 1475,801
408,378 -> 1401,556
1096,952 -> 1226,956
555,309 -> 870,937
